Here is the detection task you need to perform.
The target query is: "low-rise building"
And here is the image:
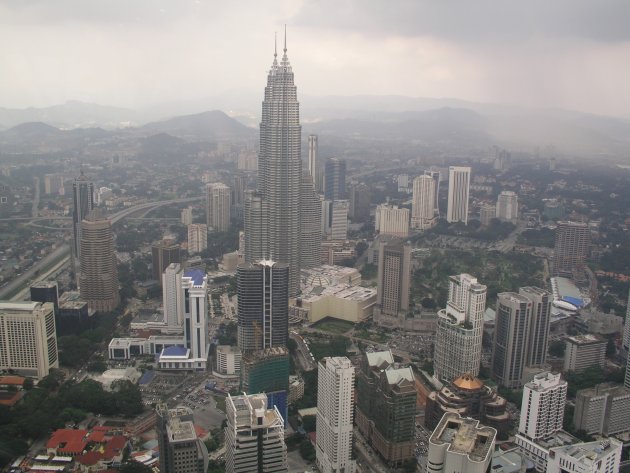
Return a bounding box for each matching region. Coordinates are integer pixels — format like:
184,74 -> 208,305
564,334 -> 606,372
574,383 -> 630,436
547,439 -> 622,473
215,345 -> 241,376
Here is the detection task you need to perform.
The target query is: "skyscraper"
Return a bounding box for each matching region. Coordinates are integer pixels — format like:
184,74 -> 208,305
151,238 -> 180,283
316,357 -> 356,473
623,289 -> 630,352
375,204 -> 410,237
237,260 -> 289,352
349,182 -> 370,222
182,269 -> 209,370
245,36 -> 303,296
308,134 -> 319,189
156,405 -> 209,473
162,263 -> 183,329
206,182 -> 231,232
376,239 -> 411,317
299,170 -> 322,269
225,392 -> 287,473
492,292 -> 532,388
427,170 -> 441,217
72,170 -> 94,261
411,174 -> 436,230
553,221 -> 591,278
243,190 -> 267,264
434,274 -> 487,382
496,190 -> 519,223
520,286 -> 552,368
329,200 -> 349,241
79,211 -> 119,312
324,157 -> 347,200
446,166 -> 471,224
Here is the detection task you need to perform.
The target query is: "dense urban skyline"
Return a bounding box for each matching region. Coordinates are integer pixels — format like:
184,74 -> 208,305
0,0 -> 629,116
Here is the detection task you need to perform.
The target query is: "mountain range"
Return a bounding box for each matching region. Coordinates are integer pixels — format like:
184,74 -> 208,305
0,98 -> 629,159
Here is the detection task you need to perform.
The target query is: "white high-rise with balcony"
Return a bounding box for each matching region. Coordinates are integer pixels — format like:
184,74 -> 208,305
446,166 -> 471,224
316,357 -> 356,473
496,190 -> 518,223
434,274 -> 487,383
518,372 -> 567,440
162,263 -> 184,329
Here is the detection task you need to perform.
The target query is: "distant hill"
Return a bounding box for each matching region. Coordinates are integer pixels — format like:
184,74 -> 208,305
0,101 -> 137,129
140,110 -> 255,141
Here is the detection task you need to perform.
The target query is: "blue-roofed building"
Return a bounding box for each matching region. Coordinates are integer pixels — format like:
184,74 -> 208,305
184,269 -> 206,287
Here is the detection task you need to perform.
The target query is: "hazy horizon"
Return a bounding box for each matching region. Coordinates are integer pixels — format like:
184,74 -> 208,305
1,0 -> 629,117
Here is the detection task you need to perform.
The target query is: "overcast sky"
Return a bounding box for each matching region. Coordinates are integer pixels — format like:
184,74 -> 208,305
1,0 -> 629,116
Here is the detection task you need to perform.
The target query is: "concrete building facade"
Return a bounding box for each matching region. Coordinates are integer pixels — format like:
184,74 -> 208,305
564,334 -> 606,372
375,204 -> 410,238
187,224 -> 208,254
206,182 -> 231,232
411,174 -> 436,230
376,239 -> 411,317
446,166 -> 471,224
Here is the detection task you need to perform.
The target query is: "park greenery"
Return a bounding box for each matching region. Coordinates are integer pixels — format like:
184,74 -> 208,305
0,372 -> 143,467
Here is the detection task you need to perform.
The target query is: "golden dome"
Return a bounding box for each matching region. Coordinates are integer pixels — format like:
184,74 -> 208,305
452,373 -> 484,391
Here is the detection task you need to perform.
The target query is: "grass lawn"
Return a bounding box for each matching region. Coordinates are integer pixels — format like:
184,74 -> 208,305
312,317 -> 355,334
354,328 -> 389,343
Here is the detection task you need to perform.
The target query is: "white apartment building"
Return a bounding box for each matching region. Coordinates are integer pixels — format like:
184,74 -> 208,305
330,200 -> 349,241
187,224 -> 208,254
574,384 -> 630,436
375,204 -> 409,237
0,302 -> 58,379
446,166 -> 471,224
411,174 -> 436,230
225,393 -> 287,473
180,206 -> 193,226
564,334 -> 606,372
434,274 -> 487,382
215,346 -> 242,376
206,182 -> 231,232
316,357 -> 356,473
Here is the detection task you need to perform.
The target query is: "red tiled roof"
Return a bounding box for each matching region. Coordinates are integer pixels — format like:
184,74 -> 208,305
46,429 -> 89,454
0,376 -> 25,386
103,435 -> 127,459
75,451 -> 101,466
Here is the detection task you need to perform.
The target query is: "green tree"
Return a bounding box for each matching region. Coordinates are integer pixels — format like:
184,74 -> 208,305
119,461 -> 153,473
549,340 -> 566,358
299,439 -> 316,462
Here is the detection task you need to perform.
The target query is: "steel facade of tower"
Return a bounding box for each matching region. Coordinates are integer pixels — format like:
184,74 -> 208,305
72,171 -> 94,260
237,260 -> 289,352
247,41 -> 302,296
324,157 -> 347,201
300,170 -> 322,269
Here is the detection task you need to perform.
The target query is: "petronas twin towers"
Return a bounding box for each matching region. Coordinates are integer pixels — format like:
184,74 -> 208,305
244,35 -> 321,296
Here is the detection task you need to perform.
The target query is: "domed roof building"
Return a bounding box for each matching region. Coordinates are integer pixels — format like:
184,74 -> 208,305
425,373 -> 511,438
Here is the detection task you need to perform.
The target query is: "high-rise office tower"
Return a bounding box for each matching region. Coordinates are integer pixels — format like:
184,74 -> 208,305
225,392 -> 287,473
446,166 -> 471,224
349,182 -> 370,222
427,413 -> 496,473
237,260 -> 289,352
564,335 -> 606,372
162,263 -> 184,329
243,38 -> 303,296
79,211 -> 119,312
182,269 -> 209,370
427,170 -> 441,216
308,134 -> 321,190
496,190 -> 519,223
187,224 -> 207,254
553,221 -> 591,277
329,200 -> 349,241
316,357 -> 356,473
299,170 -> 322,269
0,301 -> 58,379
625,351 -> 630,390
411,174 -> 436,230
156,404 -> 209,473
151,238 -> 180,283
376,239 -> 411,317
180,206 -> 193,226
206,182 -> 231,232
518,372 -> 567,440
72,170 -> 94,261
243,190 -> 267,264
375,204 -> 410,237
492,292 -> 532,389
231,173 -> 247,220
574,384 -> 630,436
324,157 -> 347,200
355,350 -> 417,466
520,287 -> 552,368
623,289 -> 630,352
30,281 -> 59,315
434,274 -> 487,382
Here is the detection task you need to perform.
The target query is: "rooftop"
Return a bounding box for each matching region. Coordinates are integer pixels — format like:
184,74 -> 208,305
366,350 -> 394,370
453,373 -> 484,391
431,413 -> 496,462
550,439 -> 621,464
183,268 -> 206,286
566,334 -> 605,345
